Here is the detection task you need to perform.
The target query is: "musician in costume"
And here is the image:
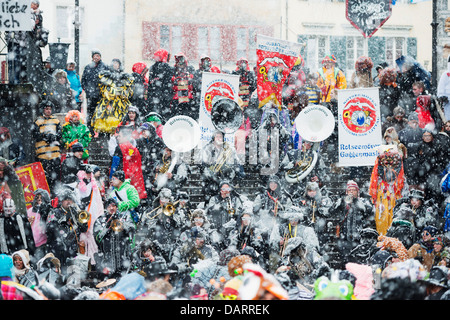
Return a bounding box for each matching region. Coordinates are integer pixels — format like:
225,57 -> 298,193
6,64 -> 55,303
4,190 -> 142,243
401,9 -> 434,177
280,139 -> 326,196
170,226 -> 219,279
202,130 -> 242,200
93,197 -> 135,280
110,127 -> 147,201
329,180 -> 375,269
368,146 -> 405,236
127,239 -> 170,281
139,188 -> 186,262
229,205 -> 268,268
205,181 -> 245,250
232,58 -> 257,109
297,181 -> 333,246
171,53 -> 196,119
392,189 -> 439,243
31,100 -> 62,195
109,170 -> 141,226
316,54 -> 347,103
276,222 -> 327,287
46,188 -> 88,271
152,146 -> 189,193
180,208 -> 222,252
90,65 -> 135,135
253,175 -> 292,227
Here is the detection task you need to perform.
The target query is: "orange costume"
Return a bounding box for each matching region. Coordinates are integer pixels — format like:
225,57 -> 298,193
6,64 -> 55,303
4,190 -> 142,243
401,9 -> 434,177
317,54 -> 347,102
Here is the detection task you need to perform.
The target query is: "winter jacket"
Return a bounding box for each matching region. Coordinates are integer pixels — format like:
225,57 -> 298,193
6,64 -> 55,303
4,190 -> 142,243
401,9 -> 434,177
330,196 -> 375,242
61,121 -> 91,159
147,49 -> 174,117
65,69 -> 83,103
110,179 -> 140,213
408,241 -> 435,271
317,66 -> 347,102
379,84 -> 401,120
232,68 -> 257,108
32,114 -> 62,161
81,60 -> 108,100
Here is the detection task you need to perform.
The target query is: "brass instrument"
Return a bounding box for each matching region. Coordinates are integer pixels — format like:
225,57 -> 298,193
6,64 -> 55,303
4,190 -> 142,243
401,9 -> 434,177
286,104 -> 335,184
210,142 -> 233,174
158,155 -> 171,174
77,210 -> 90,224
226,196 -> 235,216
144,200 -> 180,221
111,218 -> 124,232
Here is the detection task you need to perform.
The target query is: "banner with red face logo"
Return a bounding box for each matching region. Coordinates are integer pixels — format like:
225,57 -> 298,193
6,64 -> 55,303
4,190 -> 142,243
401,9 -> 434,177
15,162 -> 50,209
199,72 -> 240,147
256,35 -> 303,109
338,88 -> 382,166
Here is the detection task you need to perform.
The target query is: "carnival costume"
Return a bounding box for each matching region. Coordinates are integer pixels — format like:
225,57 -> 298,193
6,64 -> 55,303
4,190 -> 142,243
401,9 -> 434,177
91,70 -> 135,134
369,146 -> 405,236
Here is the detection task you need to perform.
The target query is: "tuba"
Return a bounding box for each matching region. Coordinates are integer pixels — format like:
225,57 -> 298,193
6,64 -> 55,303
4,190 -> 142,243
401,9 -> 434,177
156,115 -> 201,190
285,104 -> 335,184
208,97 -> 243,174
211,97 -> 243,134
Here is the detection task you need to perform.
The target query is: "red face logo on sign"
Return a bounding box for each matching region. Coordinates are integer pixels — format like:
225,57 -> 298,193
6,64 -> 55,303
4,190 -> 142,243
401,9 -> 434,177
204,82 -> 235,114
342,96 -> 377,134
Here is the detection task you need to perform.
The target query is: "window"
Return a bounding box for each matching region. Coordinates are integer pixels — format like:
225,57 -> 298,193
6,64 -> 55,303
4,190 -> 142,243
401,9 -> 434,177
142,22 -> 273,64
386,37 -> 405,67
56,6 -> 84,40
346,36 -> 365,75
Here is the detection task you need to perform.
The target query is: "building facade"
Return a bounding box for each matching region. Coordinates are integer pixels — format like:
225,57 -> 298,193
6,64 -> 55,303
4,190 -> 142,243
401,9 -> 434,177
3,0 -> 448,82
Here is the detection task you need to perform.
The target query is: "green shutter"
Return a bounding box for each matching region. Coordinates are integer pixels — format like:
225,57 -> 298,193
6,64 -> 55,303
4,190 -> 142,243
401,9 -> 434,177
297,35 -> 308,60
368,36 -> 386,76
407,37 -> 417,59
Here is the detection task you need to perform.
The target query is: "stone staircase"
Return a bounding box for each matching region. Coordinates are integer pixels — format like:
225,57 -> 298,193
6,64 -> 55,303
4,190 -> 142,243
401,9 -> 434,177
87,138 -> 372,269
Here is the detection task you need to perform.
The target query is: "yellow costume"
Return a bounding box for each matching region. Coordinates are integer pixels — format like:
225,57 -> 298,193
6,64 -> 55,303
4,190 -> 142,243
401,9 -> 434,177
91,70 -> 134,134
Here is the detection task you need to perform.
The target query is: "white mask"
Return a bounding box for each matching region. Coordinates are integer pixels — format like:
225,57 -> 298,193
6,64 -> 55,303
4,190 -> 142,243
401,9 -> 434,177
3,198 -> 16,217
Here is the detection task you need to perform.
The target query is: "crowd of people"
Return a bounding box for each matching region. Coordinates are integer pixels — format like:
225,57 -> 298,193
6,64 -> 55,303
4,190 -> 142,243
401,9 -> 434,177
2,29 -> 450,300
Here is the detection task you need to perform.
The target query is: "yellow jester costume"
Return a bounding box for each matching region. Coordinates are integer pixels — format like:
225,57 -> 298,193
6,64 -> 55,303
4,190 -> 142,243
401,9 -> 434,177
91,70 -> 135,134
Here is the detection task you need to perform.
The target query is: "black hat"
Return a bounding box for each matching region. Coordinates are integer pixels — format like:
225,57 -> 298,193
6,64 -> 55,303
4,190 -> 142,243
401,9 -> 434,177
409,189 -> 425,200
422,266 -> 449,288
71,142 -> 84,153
40,99 -> 54,110
112,170 -> 125,182
105,197 -> 118,207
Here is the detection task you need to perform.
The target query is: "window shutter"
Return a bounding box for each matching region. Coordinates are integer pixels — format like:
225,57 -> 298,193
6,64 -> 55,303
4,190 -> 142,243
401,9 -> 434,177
297,35 -> 308,61
407,37 -> 417,59
368,36 -> 386,76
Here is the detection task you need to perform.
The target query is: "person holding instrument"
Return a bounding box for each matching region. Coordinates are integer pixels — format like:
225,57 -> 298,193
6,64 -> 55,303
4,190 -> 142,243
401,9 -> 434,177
93,197 -> 135,282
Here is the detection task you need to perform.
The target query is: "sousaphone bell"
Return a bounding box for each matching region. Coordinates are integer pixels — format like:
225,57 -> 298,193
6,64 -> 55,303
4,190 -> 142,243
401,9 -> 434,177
286,104 -> 335,183
210,97 -> 243,134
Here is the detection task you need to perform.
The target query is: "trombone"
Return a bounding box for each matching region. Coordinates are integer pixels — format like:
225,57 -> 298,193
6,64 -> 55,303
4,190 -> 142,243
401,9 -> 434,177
144,200 -> 180,221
